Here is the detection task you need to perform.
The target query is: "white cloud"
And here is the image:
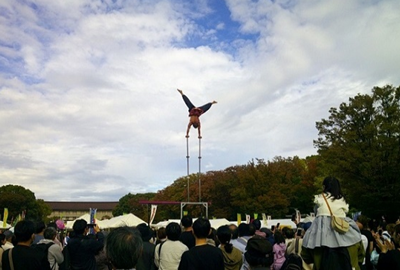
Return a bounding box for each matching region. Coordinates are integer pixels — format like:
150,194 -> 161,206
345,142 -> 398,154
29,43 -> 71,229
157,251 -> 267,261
0,0 -> 399,201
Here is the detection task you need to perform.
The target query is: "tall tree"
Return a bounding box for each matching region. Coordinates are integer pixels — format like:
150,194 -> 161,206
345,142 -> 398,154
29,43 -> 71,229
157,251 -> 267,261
314,85 -> 400,220
112,192 -> 156,221
0,185 -> 40,221
36,199 -> 52,223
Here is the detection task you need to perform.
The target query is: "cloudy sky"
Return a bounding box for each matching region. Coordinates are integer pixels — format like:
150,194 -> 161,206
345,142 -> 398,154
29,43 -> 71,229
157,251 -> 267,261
1,0 -> 399,202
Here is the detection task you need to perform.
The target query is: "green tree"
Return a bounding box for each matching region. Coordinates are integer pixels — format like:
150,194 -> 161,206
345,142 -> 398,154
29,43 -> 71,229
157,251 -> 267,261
0,185 -> 40,221
314,85 -> 400,220
112,192 -> 156,221
36,199 -> 52,223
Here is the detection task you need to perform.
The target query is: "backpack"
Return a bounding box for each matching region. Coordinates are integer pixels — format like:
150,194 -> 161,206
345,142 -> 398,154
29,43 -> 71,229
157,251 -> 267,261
32,242 -> 56,270
281,253 -> 302,270
59,245 -> 73,270
320,246 -> 352,270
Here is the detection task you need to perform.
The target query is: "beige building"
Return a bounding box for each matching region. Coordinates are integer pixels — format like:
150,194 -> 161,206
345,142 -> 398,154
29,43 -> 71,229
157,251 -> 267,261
46,201 -> 118,221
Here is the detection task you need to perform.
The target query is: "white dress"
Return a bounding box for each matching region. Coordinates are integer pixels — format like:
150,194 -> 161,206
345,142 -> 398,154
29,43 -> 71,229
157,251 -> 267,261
302,193 -> 361,248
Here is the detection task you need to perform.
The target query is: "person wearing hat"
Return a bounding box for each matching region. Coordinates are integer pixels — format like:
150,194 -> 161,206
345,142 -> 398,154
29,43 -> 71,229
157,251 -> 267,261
68,219 -> 104,270
2,230 -> 14,250
242,235 -> 273,270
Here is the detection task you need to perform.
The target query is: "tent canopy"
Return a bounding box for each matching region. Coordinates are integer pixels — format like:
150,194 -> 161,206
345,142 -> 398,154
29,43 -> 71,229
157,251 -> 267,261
65,213 -> 146,229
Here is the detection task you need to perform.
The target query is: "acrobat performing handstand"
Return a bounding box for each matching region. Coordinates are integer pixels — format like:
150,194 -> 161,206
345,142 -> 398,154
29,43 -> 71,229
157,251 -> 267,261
177,89 -> 217,139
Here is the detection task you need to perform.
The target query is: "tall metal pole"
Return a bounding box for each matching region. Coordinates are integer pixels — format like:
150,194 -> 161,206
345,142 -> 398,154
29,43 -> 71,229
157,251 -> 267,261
198,137 -> 202,202
186,137 -> 190,202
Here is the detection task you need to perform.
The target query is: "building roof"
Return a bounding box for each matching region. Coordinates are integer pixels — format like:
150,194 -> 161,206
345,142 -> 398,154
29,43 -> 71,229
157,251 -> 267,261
45,201 -> 118,211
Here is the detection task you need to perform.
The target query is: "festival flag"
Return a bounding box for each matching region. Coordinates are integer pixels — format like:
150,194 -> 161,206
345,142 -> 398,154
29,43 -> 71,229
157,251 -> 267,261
295,209 -> 301,224
254,213 -> 258,220
12,214 -> 21,227
149,205 -> 157,225
245,214 -> 250,224
237,213 -> 241,225
3,208 -> 8,228
183,211 -> 188,216
262,213 -> 267,227
89,208 -> 97,234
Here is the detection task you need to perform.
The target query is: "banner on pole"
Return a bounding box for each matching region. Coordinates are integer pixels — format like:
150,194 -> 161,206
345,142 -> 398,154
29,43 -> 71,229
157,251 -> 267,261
3,208 -> 8,228
295,209 -> 301,224
237,213 -> 241,226
149,205 -> 157,225
245,214 -> 250,224
89,208 -> 97,234
262,213 -> 267,227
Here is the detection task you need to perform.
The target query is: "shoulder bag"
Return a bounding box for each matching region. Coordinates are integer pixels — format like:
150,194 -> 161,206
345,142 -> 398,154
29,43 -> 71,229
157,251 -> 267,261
322,193 -> 350,234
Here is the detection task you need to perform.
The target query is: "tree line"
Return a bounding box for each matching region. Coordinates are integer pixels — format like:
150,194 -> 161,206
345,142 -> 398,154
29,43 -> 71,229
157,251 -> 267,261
114,85 -> 400,224
1,85 -> 399,225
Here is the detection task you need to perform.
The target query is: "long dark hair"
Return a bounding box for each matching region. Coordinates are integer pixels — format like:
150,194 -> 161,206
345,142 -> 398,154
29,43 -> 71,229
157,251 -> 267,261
217,225 -> 233,253
322,176 -> 344,200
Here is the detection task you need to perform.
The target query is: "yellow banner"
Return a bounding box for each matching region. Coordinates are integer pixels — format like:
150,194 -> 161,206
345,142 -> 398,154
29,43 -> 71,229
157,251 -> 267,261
254,213 -> 258,220
3,208 -> 8,228
237,213 -> 241,226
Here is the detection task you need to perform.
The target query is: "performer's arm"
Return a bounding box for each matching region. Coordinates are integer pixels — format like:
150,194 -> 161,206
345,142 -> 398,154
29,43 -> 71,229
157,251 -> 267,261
198,122 -> 202,139
186,123 -> 191,138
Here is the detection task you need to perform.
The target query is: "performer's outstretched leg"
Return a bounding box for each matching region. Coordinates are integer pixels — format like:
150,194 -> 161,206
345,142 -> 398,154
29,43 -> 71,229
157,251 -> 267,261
198,100 -> 217,114
178,89 -> 195,111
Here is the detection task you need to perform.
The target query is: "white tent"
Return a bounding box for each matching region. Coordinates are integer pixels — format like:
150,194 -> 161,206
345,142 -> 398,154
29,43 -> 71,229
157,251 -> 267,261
152,219 -> 180,229
261,218 -> 297,229
152,218 -> 231,230
100,213 -> 146,228
65,213 -> 146,229
209,218 -> 231,229
65,214 -> 91,229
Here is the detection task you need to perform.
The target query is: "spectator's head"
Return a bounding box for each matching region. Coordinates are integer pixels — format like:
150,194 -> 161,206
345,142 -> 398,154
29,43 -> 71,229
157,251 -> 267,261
282,227 -> 294,239
248,223 -> 256,236
14,220 -> 35,243
229,224 -> 238,240
44,227 -> 57,241
238,223 -> 249,237
192,217 -> 211,239
245,236 -> 273,267
252,219 -> 262,230
356,215 -> 369,230
73,219 -> 88,235
106,227 -> 143,270
260,227 -> 272,238
136,223 -> 152,242
35,221 -> 46,234
216,225 -> 232,245
274,230 -> 285,245
166,222 -> 181,241
322,176 -> 343,200
4,230 -> 14,242
180,215 -> 193,229
157,227 -> 166,241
